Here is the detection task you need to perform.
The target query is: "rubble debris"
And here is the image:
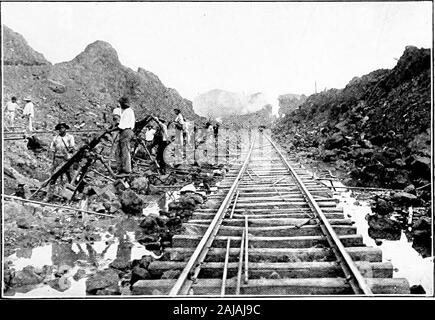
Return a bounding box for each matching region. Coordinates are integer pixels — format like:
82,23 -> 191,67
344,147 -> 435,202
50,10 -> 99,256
120,189 -> 144,215
131,177 -> 149,194
86,269 -> 120,295
9,266 -> 44,287
73,269 -> 87,281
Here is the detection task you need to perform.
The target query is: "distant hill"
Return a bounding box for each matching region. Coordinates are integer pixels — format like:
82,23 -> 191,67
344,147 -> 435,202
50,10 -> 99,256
278,93 -> 307,117
2,25 -> 51,66
2,25 -> 202,131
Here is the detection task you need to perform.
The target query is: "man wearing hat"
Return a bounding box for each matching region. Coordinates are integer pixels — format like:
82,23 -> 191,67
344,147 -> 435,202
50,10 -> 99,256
110,96 -> 135,175
173,108 -> 185,160
50,123 -> 75,175
45,122 -> 75,200
22,96 -> 35,131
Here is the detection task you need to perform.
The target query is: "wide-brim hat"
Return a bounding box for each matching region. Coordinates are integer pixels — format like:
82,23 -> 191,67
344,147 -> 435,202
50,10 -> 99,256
55,122 -> 70,130
24,97 -> 32,101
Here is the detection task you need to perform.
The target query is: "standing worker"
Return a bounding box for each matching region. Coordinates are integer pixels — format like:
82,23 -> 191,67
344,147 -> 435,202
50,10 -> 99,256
144,124 -> 156,155
153,117 -> 169,173
45,122 -> 75,201
22,96 -> 35,131
173,108 -> 185,160
111,97 -> 135,176
109,104 -> 122,164
3,96 -> 19,130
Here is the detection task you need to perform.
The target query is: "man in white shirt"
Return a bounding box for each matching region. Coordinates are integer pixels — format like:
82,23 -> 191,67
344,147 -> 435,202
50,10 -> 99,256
4,96 -> 19,130
110,104 -> 122,160
111,96 -> 135,175
173,108 -> 185,160
112,105 -> 122,125
22,97 -> 35,131
144,125 -> 156,155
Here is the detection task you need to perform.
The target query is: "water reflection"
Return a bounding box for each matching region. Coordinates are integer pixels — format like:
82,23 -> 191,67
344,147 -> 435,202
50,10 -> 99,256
5,216 -> 159,297
336,189 -> 434,295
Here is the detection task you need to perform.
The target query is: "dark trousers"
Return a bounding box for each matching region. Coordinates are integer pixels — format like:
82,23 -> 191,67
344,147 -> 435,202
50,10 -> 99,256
156,140 -> 170,169
116,128 -> 134,173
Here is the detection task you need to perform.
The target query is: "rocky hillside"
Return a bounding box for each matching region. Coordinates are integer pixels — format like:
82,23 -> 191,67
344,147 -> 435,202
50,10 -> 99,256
273,46 -> 431,192
278,93 -> 307,117
2,25 -> 51,66
2,25 -> 203,192
193,89 -> 270,119
3,25 -> 201,131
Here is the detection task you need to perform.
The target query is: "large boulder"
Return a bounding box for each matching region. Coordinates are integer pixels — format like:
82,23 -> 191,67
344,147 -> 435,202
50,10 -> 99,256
371,198 -> 394,216
410,156 -> 431,179
391,192 -> 420,206
120,189 -> 144,215
86,269 -> 120,295
321,149 -> 338,162
130,266 -> 151,285
10,266 -> 43,287
131,177 -> 149,194
324,132 -> 347,150
139,216 -> 161,234
367,214 -> 401,233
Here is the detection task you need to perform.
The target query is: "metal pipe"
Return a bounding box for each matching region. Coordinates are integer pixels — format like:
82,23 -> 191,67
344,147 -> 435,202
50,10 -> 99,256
229,190 -> 240,219
265,135 -> 373,296
2,194 -> 114,218
220,238 -> 231,296
168,136 -> 256,296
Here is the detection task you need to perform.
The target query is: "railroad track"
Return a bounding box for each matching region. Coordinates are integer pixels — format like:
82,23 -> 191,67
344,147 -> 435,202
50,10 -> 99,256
132,132 -> 410,296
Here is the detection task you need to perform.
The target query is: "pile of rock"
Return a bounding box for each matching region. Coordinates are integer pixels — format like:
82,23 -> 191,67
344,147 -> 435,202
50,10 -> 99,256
367,188 -> 431,256
273,46 -> 431,190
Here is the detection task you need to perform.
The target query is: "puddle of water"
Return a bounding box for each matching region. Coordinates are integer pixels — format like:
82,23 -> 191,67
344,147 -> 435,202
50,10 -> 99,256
334,188 -> 433,296
5,172 -> 223,298
4,214 -> 162,297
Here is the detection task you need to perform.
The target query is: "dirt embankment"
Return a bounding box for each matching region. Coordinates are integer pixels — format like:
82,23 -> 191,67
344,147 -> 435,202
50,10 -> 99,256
272,45 -> 431,252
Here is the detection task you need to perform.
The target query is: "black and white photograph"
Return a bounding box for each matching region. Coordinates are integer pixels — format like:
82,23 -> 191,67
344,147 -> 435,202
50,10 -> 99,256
1,1 -> 433,300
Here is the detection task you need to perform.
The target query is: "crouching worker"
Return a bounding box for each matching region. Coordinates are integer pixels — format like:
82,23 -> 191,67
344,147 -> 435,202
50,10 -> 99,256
45,122 -> 75,201
110,96 -> 135,176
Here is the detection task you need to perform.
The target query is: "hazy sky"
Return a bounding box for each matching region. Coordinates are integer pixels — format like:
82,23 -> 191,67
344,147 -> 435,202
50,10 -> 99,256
2,1 -> 432,112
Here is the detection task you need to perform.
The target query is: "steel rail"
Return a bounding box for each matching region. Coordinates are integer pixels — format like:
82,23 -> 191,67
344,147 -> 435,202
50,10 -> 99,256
244,215 -> 249,284
168,137 -> 256,296
265,135 -> 374,296
229,191 -> 240,219
235,229 -> 245,295
220,239 -> 231,296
